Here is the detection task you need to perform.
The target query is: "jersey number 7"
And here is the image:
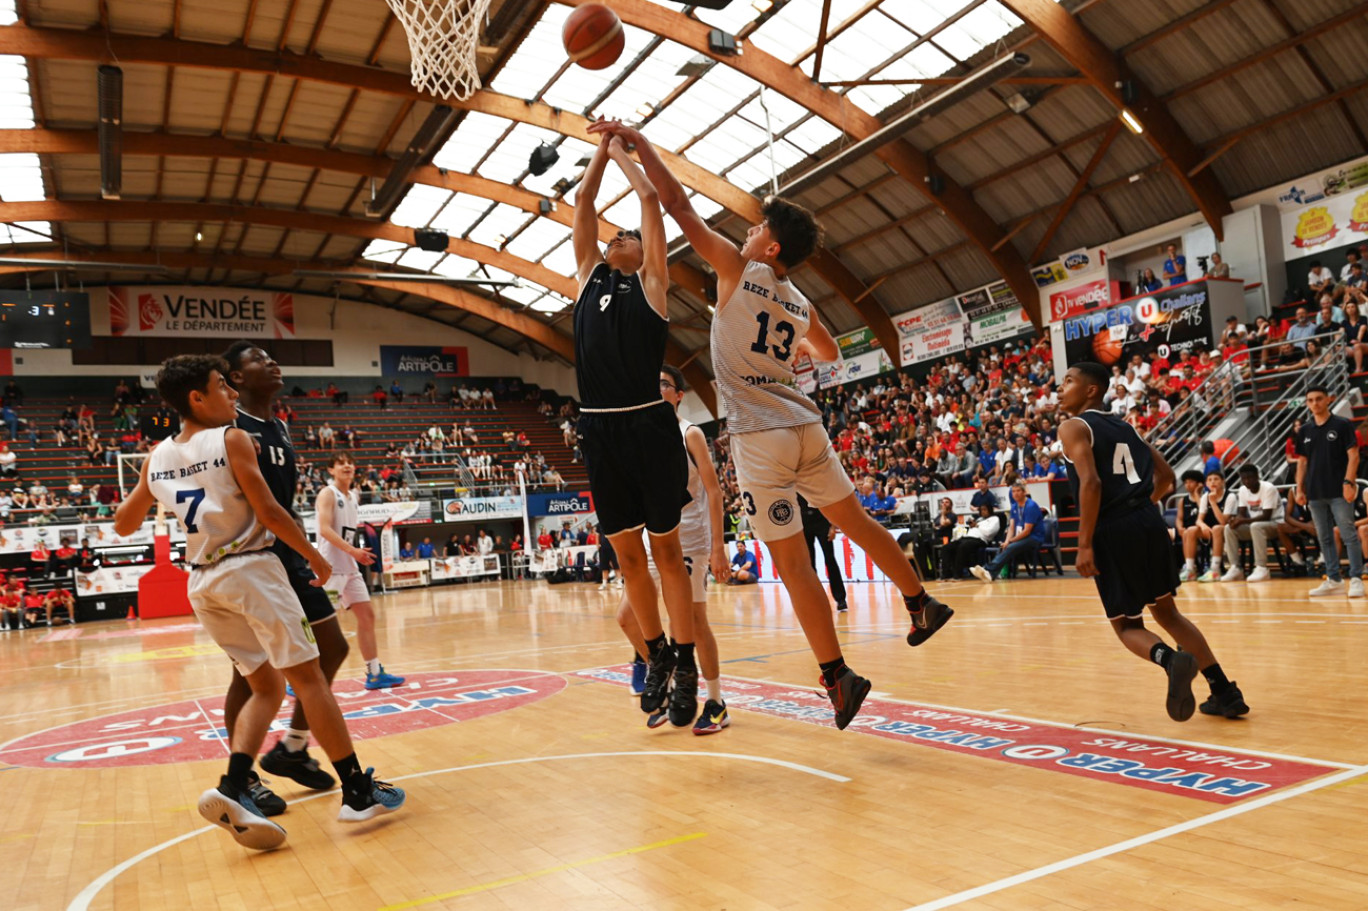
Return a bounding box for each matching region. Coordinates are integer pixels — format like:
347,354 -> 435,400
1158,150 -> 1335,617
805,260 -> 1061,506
176,488 -> 206,532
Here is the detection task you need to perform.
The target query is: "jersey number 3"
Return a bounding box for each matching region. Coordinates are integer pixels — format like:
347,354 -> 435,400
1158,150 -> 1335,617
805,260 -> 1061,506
1112,443 -> 1141,483
750,311 -> 795,360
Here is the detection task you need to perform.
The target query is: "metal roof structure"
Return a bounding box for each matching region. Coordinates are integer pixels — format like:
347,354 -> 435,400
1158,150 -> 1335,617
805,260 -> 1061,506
0,0 -> 1365,413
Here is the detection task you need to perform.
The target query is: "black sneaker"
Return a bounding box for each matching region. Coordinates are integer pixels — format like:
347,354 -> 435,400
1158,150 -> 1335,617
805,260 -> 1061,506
668,666 -> 699,727
246,771 -> 287,817
823,667 -> 871,731
261,741 -> 337,791
198,776 -> 287,850
905,591 -> 953,647
835,602 -> 848,612
1165,650 -> 1199,722
1199,683 -> 1250,719
338,768 -> 407,823
641,646 -> 677,714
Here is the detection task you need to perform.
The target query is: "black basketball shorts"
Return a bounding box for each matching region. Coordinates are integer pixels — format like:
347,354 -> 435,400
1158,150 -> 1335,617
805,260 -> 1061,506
578,401 -> 691,538
271,541 -> 337,625
1091,505 -> 1182,619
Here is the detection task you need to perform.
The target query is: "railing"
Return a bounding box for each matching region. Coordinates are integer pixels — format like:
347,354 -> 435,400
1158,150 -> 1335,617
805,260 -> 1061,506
1149,331 -> 1348,478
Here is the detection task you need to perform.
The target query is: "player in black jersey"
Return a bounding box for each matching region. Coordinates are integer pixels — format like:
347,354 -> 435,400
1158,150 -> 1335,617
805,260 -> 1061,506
220,342 -> 348,805
573,129 -> 699,728
1059,362 -> 1248,721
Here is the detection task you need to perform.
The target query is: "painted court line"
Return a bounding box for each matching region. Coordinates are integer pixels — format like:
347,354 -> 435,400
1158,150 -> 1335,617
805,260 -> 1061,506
65,750 -> 848,911
377,832 -> 709,910
902,763 -> 1368,911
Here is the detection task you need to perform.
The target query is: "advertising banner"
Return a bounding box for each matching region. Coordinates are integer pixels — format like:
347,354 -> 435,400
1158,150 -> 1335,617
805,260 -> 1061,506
356,501 -> 430,526
966,307 -> 1033,348
1275,157 -> 1368,210
430,555 -> 501,581
894,298 -> 963,338
792,354 -> 818,394
526,491 -> 595,517
835,327 -> 880,359
1060,282 -> 1214,368
909,320 -> 966,363
379,345 -> 470,378
1048,279 -> 1116,323
108,286 -> 295,338
440,496 -> 522,522
1032,262 -> 1069,287
1280,187 -> 1368,259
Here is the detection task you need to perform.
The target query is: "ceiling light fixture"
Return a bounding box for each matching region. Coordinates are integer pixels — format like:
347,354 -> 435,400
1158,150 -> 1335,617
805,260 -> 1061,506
0,257 -> 169,273
1119,108 -> 1144,135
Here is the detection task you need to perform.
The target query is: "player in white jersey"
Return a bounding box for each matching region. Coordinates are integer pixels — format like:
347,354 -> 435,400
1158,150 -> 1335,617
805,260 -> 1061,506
315,452 -> 404,689
589,120 -> 954,731
616,365 -> 733,733
116,355 -> 405,850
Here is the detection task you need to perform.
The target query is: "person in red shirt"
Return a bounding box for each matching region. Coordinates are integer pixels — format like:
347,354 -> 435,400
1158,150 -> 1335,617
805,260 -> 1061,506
44,587 -> 74,625
53,540 -> 78,575
537,529 -> 554,550
30,541 -> 50,578
0,587 -> 21,630
23,589 -> 46,626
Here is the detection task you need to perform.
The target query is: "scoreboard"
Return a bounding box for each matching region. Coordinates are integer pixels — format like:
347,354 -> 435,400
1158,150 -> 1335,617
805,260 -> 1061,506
0,291 -> 92,349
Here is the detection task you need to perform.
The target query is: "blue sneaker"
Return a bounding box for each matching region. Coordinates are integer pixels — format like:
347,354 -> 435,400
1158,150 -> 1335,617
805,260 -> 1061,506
285,683 -> 295,698
198,776 -> 287,850
364,667 -> 405,690
338,768 -> 406,822
629,657 -> 646,696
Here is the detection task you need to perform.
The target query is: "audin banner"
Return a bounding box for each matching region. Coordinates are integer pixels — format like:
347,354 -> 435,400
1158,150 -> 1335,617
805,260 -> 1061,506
109,286 -> 295,338
380,345 -> 470,377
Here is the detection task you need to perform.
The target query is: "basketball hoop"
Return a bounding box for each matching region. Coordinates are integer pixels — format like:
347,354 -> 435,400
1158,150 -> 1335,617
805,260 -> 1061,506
384,0 -> 493,101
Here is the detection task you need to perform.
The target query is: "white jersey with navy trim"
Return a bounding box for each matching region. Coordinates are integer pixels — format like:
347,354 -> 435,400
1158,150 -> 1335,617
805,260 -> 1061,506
146,427 -> 273,566
711,260 -> 823,433
677,417 -> 710,555
316,482 -> 360,574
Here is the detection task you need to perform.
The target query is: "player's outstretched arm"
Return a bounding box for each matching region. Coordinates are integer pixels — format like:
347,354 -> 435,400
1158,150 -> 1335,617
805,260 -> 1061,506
573,134 -> 612,290
685,424 -> 731,583
1059,418 -> 1100,577
113,456 -> 156,537
224,428 -> 330,586
796,307 -> 840,362
607,137 -> 669,318
588,120 -> 746,290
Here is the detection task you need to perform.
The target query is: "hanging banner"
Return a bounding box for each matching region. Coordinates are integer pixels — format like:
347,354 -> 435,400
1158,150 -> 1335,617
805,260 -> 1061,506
966,307 -> 1033,347
1048,279 -> 1117,322
1283,188 -> 1368,259
1275,157 -> 1368,209
108,286 -> 295,338
1060,281 -> 1214,368
1032,262 -> 1069,287
379,345 -> 470,377
894,298 -> 963,367
440,496 -> 522,521
792,354 -> 818,394
835,327 -> 880,359
910,320 -> 966,363
526,491 -> 595,517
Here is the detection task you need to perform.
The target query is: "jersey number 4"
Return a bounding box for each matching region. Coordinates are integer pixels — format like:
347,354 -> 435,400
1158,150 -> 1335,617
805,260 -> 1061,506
1112,443 -> 1141,483
176,487 -> 206,532
750,311 -> 795,360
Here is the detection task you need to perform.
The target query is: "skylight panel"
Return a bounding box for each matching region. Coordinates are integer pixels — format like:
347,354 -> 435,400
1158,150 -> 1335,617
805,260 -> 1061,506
389,184 -> 451,228
540,241 -> 577,277
0,55 -> 34,129
593,40 -> 696,123
505,219 -> 571,262
466,204 -> 533,248
0,1 -> 17,25
0,152 -> 47,202
488,4 -> 569,99
642,102 -> 708,152
727,156 -> 774,193
531,293 -> 572,314
603,195 -> 645,232
431,111 -> 509,173
748,0 -> 825,61
785,117 -> 844,154
0,220 -> 51,244
432,254 -> 481,278
935,2 -> 1023,59
570,166 -> 630,212
687,0 -> 759,34
737,91 -> 807,136
362,238 -> 406,263
396,248 -> 446,272
430,193 -> 493,236
542,22 -> 658,113
495,281 -> 543,306
691,193 -> 724,219
902,43 -> 958,79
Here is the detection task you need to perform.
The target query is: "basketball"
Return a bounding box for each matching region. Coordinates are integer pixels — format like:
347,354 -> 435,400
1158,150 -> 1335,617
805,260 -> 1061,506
562,3 -> 625,70
1091,329 -> 1124,365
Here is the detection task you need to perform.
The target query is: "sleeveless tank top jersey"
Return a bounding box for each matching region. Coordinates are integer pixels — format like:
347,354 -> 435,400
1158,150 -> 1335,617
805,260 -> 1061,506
1062,410 -> 1156,522
573,262 -> 668,409
677,417 -> 710,555
317,483 -> 361,574
710,260 -> 822,433
146,427 -> 272,566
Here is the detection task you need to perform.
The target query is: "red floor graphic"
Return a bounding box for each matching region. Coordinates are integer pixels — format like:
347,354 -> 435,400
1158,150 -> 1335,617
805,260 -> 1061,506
1,670 -> 565,768
578,666 -> 1337,804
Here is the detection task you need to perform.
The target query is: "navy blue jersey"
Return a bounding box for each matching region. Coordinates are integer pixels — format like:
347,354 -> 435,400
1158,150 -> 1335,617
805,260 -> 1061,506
1063,410 -> 1155,521
233,408 -> 296,514
573,263 -> 668,409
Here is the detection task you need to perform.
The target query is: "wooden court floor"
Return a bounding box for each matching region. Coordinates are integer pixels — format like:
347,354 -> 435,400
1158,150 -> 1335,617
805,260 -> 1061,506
5,575 -> 1368,911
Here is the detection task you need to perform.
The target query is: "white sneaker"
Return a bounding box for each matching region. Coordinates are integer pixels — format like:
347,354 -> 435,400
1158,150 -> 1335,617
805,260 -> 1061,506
1178,567 -> 1196,582
1309,579 -> 1346,597
1350,578 -> 1365,599
970,565 -> 993,583
1247,566 -> 1271,583
1290,552 -> 1306,566
1220,566 -> 1245,582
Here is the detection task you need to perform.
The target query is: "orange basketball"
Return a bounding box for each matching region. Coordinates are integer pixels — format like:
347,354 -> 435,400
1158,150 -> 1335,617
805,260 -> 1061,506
1091,330 -> 1124,366
562,3 -> 625,70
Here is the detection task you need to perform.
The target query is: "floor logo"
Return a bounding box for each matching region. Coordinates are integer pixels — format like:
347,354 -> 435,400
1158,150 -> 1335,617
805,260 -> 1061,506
1,670 -> 565,769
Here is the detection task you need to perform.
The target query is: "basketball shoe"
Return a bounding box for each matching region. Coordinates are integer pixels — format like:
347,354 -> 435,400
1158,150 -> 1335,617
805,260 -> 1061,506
629,655 -> 647,696
1199,683 -> 1250,719
199,777 -> 287,850
668,666 -> 699,727
364,666 -> 405,690
692,700 -> 729,735
641,645 -> 676,714
338,768 -> 407,823
245,771 -> 287,817
824,667 -> 871,730
261,741 -> 336,790
1164,650 -> 1199,721
905,591 -> 953,647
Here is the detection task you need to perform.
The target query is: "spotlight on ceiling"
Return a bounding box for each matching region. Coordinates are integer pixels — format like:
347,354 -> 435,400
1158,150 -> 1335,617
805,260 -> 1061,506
529,143 -> 560,177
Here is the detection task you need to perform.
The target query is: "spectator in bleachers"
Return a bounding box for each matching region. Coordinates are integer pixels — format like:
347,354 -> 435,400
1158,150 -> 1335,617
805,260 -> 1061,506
537,527 -> 553,551
1308,260 -> 1335,297
2,379 -> 20,406
970,481 -> 1046,583
389,379 -> 404,403
477,529 -> 494,556
327,381 -> 346,405
372,385 -> 388,409
1138,268 -> 1162,293
1220,464 -> 1281,583
1163,243 -> 1187,285
1207,251 -> 1230,279
444,532 -> 462,557
858,478 -> 896,521
399,540 -> 415,560
728,540 -> 758,584
1286,306 -> 1316,351
417,537 -> 435,559
318,422 -> 335,450
422,381 -> 437,404
1276,489 -> 1315,570
941,503 -> 1003,580
1343,300 -> 1368,373
0,442 -> 15,479
481,388 -> 496,410
1,402 -> 18,440
970,476 -> 998,510
30,538 -> 50,577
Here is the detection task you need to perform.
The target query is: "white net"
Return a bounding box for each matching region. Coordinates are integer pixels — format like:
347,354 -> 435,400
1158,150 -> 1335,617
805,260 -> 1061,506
384,0 -> 493,101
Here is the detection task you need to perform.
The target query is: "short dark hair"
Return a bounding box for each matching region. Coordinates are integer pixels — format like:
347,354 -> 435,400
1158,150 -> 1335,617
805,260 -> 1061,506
1071,361 -> 1110,394
326,452 -> 355,468
1205,470 -> 1224,482
661,363 -> 686,391
1181,470 -> 1204,484
1200,440 -> 1215,454
220,340 -> 260,386
1238,463 -> 1260,476
762,196 -> 822,268
1307,384 -> 1330,396
157,354 -> 228,418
